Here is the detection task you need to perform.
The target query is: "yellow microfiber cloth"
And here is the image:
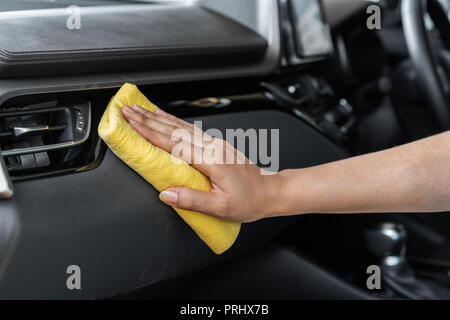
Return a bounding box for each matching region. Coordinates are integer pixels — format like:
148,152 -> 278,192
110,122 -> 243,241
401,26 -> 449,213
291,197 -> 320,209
98,83 -> 241,254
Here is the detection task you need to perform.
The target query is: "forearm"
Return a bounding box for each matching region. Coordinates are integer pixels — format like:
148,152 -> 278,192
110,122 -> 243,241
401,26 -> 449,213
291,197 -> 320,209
124,104 -> 450,222
269,131 -> 450,217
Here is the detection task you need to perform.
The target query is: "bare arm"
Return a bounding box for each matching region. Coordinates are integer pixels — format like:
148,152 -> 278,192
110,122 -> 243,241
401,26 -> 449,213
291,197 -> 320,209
273,131 -> 450,217
122,104 -> 450,222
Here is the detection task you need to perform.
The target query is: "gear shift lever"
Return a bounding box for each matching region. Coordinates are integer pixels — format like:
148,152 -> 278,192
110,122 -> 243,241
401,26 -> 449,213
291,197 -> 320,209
365,223 -> 407,267
365,223 -> 450,299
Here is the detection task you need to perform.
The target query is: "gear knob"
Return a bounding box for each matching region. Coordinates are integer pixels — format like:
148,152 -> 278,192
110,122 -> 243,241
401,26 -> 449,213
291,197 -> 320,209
365,223 -> 407,266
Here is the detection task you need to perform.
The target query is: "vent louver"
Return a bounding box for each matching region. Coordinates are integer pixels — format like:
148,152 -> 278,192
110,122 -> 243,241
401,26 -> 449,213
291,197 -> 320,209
0,101 -> 92,179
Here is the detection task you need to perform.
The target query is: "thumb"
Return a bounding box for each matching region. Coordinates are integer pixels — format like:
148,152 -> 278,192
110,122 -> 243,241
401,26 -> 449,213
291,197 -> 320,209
159,187 -> 226,217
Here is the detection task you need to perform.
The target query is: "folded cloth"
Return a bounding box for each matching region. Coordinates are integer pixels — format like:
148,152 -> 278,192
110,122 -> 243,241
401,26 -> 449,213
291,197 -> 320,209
98,83 -> 241,254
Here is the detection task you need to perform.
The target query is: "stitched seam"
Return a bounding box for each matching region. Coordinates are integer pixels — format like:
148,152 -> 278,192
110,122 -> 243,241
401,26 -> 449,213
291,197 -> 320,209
0,41 -> 266,63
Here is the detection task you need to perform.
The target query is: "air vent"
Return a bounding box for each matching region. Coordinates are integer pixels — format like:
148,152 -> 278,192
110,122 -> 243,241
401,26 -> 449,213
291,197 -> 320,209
0,101 -> 92,180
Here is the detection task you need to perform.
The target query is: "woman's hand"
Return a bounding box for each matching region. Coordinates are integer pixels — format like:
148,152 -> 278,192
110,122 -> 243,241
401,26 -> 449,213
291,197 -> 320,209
122,104 -> 450,218
122,104 -> 282,223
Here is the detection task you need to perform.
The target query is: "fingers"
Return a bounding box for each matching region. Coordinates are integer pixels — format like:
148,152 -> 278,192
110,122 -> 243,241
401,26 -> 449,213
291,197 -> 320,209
133,104 -> 195,133
123,104 -> 215,149
123,106 -> 249,167
123,104 -> 207,144
123,105 -> 177,137
131,104 -> 179,128
155,107 -> 185,123
127,119 -> 178,153
159,187 -> 230,219
156,107 -> 194,130
123,105 -> 217,176
168,139 -> 218,177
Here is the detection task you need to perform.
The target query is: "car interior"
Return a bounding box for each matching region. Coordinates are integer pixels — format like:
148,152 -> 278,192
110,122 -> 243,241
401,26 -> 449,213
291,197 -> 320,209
0,0 -> 450,300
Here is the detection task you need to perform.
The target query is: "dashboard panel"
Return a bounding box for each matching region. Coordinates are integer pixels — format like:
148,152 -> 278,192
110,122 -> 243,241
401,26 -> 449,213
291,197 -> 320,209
0,0 -> 280,104
0,106 -> 346,298
0,0 -> 359,299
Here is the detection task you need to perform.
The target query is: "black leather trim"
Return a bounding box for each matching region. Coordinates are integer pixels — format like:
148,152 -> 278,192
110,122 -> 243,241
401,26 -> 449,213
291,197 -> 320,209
0,4 -> 267,77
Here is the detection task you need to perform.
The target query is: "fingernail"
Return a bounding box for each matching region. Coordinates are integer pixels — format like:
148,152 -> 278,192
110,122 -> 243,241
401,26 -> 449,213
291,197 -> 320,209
159,190 -> 178,204
123,105 -> 133,113
133,104 -> 144,111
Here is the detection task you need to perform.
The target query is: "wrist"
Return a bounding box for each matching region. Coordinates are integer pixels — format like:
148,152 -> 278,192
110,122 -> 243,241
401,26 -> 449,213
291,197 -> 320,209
261,169 -> 302,219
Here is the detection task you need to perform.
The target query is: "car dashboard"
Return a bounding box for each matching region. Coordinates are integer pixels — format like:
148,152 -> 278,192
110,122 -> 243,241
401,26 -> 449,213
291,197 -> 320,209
0,0 -> 372,299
